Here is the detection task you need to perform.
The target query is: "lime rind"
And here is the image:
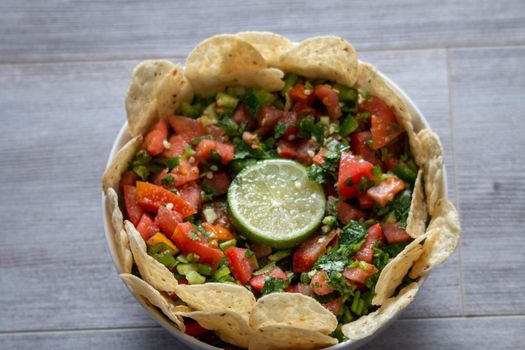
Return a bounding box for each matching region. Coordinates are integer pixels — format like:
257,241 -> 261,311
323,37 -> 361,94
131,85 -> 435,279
227,159 -> 326,248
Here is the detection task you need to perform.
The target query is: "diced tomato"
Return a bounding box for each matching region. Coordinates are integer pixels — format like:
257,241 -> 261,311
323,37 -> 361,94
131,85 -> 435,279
169,160 -> 200,188
367,176 -> 406,206
360,96 -> 402,149
120,170 -> 138,190
310,270 -> 334,296
251,244 -> 272,258
313,147 -> 327,166
233,104 -> 257,129
288,83 -> 315,104
162,134 -> 188,158
185,320 -> 209,337
357,193 -> 375,209
280,112 -> 299,141
167,116 -> 204,143
337,151 -> 374,198
249,266 -> 288,293
277,139 -> 298,158
225,247 -> 258,285
143,119 -> 169,156
385,156 -> 400,171
286,283 -> 314,297
355,223 -> 384,263
292,101 -> 317,116
202,223 -> 235,242
136,213 -> 158,241
154,205 -> 182,237
292,230 -> 338,273
201,172 -> 231,196
277,139 -> 313,165
256,105 -> 284,136
215,143 -> 234,164
323,297 -> 342,316
122,185 -> 144,226
195,139 -> 234,165
135,181 -> 196,217
177,182 -> 201,210
351,131 -> 379,165
381,223 -> 412,244
172,222 -> 224,270
337,200 -> 366,225
314,84 -> 342,119
343,262 -> 379,285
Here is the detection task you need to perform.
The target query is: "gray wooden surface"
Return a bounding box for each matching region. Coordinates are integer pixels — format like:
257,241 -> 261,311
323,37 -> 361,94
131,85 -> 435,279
0,1 -> 524,349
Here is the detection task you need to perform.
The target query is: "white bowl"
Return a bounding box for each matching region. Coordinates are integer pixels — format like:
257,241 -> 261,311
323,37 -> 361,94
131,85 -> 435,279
103,71 -> 439,349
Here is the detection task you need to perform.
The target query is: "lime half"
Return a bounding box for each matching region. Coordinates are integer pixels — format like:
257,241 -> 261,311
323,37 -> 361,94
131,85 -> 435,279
227,159 -> 325,248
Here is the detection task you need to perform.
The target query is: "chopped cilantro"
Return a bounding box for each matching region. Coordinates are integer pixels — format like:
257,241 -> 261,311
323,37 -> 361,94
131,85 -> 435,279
298,116 -> 324,142
243,88 -> 276,117
340,221 -> 367,246
274,122 -> 291,139
188,231 -> 200,241
373,189 -> 412,228
161,174 -> 174,186
307,138 -> 348,184
261,277 -> 289,295
217,117 -> 240,136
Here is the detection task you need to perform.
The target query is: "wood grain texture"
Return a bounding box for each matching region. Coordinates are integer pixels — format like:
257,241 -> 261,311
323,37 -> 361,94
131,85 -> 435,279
449,47 -> 525,315
0,0 -> 524,63
1,316 -> 524,350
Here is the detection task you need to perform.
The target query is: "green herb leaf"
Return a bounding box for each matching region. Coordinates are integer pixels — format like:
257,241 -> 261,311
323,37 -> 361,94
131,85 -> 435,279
261,277 -> 289,295
161,174 -> 174,186
340,221 -> 367,246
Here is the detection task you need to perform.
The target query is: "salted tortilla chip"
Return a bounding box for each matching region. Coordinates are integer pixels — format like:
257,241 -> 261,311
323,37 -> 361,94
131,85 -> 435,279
356,62 -> 422,163
342,282 -> 419,341
178,310 -> 251,348
249,293 -> 337,335
157,64 -> 194,119
417,129 -> 445,216
125,60 -> 175,136
278,36 -> 358,87
174,283 -> 255,319
372,234 -> 426,305
410,198 -> 461,278
185,34 -> 284,97
105,188 -> 132,273
236,31 -> 293,67
406,170 -> 428,238
102,135 -> 143,192
120,273 -> 185,330
125,221 -> 178,292
249,324 -> 338,350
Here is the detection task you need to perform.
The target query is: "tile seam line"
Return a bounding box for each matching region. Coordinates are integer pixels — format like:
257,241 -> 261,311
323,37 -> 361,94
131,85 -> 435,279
0,43 -> 525,67
445,48 -> 466,317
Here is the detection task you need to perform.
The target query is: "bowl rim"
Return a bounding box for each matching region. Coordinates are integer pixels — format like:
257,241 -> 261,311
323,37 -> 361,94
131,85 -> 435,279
102,70 -> 441,350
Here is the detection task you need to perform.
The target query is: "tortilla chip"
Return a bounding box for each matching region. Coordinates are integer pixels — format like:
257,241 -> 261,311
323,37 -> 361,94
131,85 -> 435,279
342,282 -> 419,341
249,293 -> 337,335
157,64 -> 194,119
236,31 -> 293,67
120,273 -> 185,330
406,170 -> 428,238
249,325 -> 338,350
278,36 -> 358,87
102,135 -> 143,192
417,129 -> 445,216
125,221 -> 178,292
125,60 -> 175,136
105,188 -> 132,273
410,198 -> 461,278
174,283 -> 256,318
178,310 -> 251,348
185,34 -> 284,97
372,234 -> 426,305
356,62 -> 421,163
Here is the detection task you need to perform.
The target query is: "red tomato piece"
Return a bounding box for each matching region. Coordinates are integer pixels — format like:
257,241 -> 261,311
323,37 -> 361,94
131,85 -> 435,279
337,200 -> 366,225
288,83 -> 315,104
323,297 -> 343,316
177,182 -> 201,210
169,160 -> 200,188
314,84 -> 342,119
310,270 -> 334,296
357,193 -> 375,209
184,320 -> 209,337
385,156 -> 400,171
313,147 -> 327,166
354,223 -> 385,263
143,119 -> 169,156
343,262 -> 379,285
381,223 -> 412,244
360,96 -> 402,149
122,184 -> 144,226
277,139 -> 298,159
225,247 -> 258,285
201,172 -> 231,196
135,181 -> 196,217
154,205 -> 182,237
286,283 -> 314,297
172,222 -> 224,270
292,230 -> 338,273
351,131 -> 379,165
195,139 -> 234,165
292,101 -> 317,116
136,213 -> 158,241
256,105 -> 284,136
215,142 -> 234,164
280,112 -> 299,141
277,139 -> 313,165
367,176 -> 406,206
162,134 -> 188,158
120,170 -> 138,190
233,104 -> 257,129
249,266 -> 288,293
337,152 -> 374,198
167,116 -> 204,143
251,243 -> 272,258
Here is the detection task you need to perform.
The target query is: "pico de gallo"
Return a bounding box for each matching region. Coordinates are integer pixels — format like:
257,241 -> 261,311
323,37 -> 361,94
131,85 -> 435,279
121,74 -> 419,341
